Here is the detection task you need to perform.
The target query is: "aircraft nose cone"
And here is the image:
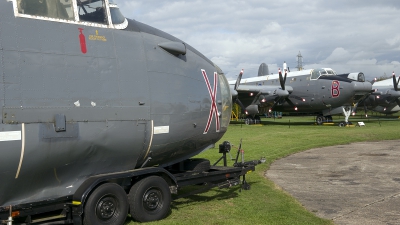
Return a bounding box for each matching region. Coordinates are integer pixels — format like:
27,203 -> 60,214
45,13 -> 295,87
352,81 -> 372,94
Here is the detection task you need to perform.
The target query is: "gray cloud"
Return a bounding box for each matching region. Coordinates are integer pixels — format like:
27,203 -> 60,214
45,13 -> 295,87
114,0 -> 400,81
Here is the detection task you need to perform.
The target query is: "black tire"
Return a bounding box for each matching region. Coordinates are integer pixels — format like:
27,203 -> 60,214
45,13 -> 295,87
83,183 -> 128,225
316,115 -> 325,125
129,176 -> 171,222
183,158 -> 211,172
338,121 -> 346,127
254,116 -> 261,124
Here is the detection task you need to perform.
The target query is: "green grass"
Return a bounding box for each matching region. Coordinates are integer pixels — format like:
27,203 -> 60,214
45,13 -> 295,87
125,114 -> 400,225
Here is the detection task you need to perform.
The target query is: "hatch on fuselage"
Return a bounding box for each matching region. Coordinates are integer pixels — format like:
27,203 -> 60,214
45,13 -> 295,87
14,0 -> 127,29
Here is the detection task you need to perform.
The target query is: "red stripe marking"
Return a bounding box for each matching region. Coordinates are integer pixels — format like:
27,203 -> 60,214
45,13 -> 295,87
201,70 -> 220,134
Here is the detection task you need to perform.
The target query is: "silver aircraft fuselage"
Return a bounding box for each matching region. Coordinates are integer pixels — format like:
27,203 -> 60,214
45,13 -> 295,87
0,0 -> 231,207
231,68 -> 372,116
364,77 -> 400,114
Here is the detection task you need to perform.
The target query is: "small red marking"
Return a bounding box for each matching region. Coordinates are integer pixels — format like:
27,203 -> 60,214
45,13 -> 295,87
78,28 -> 87,54
201,69 -> 220,134
331,80 -> 340,98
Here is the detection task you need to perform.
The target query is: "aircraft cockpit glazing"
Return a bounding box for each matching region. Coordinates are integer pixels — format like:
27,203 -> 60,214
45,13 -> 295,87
13,0 -> 128,29
310,68 -> 337,80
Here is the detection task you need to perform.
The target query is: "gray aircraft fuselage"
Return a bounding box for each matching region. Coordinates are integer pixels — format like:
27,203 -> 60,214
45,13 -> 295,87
232,68 -> 371,116
363,77 -> 400,114
0,0 -> 231,207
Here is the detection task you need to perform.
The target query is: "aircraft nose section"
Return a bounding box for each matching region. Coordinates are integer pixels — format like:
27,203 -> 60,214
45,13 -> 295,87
352,81 -> 372,94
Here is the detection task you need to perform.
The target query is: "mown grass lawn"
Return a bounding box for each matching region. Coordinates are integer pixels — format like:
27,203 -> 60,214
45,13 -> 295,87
126,114 -> 399,225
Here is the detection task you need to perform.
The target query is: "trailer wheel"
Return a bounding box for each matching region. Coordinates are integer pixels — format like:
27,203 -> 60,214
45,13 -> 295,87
129,176 -> 171,222
83,183 -> 128,225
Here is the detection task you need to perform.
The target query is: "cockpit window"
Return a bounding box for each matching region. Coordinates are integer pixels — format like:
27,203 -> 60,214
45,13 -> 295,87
326,70 -> 335,75
319,69 -> 327,75
15,0 -> 127,29
311,68 -> 337,80
109,3 -> 125,24
17,0 -> 74,20
78,0 -> 108,24
311,70 -> 320,80
358,73 -> 365,82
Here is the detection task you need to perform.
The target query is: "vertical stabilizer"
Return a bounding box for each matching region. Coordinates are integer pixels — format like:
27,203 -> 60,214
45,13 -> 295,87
258,63 -> 270,76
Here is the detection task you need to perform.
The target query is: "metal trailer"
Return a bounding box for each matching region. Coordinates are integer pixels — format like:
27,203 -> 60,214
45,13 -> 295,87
0,142 -> 263,225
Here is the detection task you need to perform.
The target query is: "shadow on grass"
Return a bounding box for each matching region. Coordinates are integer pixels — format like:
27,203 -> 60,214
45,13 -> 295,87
230,116 -> 399,127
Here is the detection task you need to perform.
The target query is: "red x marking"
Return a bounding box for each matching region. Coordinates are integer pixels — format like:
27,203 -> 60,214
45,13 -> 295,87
201,69 -> 220,134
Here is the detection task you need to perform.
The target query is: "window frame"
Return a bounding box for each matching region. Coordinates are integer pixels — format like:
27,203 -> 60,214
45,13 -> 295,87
11,0 -> 120,29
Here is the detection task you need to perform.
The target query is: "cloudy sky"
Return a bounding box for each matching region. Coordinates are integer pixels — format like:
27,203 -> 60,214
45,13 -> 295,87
114,0 -> 400,81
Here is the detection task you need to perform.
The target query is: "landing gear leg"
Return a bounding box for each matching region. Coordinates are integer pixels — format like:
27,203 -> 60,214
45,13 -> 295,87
340,107 -> 352,127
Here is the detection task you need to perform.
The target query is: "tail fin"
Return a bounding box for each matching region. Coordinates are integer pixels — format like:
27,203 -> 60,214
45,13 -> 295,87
258,63 -> 270,77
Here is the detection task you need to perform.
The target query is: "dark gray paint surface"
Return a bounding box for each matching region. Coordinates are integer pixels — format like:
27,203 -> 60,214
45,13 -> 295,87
0,0 -> 231,207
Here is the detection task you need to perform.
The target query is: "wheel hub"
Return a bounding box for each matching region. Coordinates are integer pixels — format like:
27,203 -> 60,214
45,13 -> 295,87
96,197 -> 117,220
143,190 -> 162,211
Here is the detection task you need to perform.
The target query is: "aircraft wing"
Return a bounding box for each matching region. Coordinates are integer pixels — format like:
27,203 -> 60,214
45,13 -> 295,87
230,69 -> 298,115
232,84 -> 293,111
235,84 -> 293,98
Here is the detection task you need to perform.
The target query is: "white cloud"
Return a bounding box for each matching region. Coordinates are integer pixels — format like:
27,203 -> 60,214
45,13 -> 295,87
113,0 -> 400,81
322,48 -> 351,64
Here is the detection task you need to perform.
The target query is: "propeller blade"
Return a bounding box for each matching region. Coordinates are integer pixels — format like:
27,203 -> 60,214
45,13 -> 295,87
364,104 -> 368,118
396,98 -> 400,107
283,69 -> 287,85
234,97 -> 246,114
289,94 -> 304,101
392,72 -> 398,91
278,68 -> 285,90
285,98 -> 295,107
352,102 -> 359,114
234,69 -> 244,91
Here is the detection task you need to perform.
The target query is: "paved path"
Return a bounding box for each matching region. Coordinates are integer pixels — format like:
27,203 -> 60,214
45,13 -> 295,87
266,140 -> 400,225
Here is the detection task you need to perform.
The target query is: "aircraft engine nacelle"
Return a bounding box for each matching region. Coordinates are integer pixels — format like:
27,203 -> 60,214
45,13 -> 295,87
365,94 -> 377,104
245,105 -> 259,115
274,89 -> 290,98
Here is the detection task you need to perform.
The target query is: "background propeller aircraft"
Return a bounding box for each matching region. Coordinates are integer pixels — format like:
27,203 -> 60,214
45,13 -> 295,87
358,72 -> 400,115
0,0 -> 265,224
230,63 -> 372,125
